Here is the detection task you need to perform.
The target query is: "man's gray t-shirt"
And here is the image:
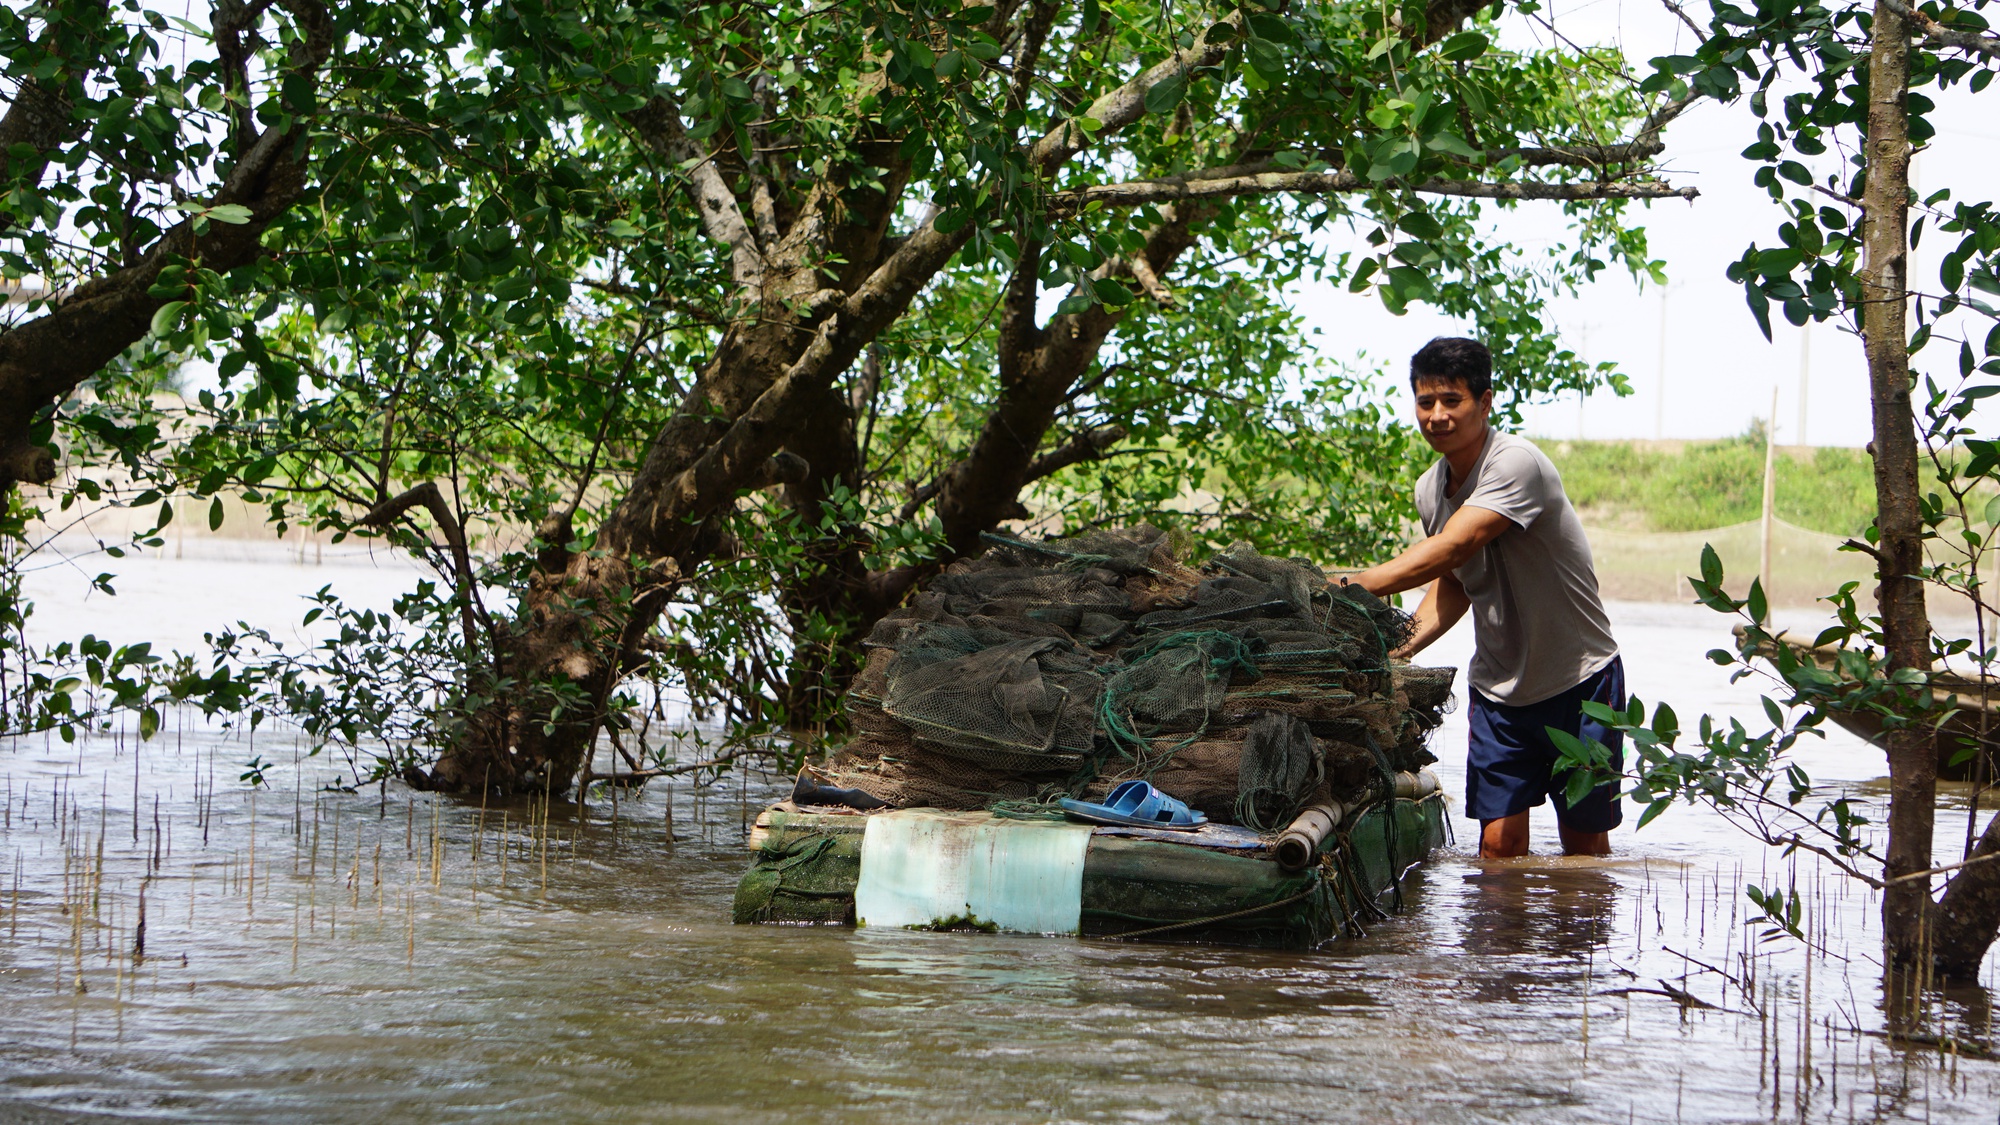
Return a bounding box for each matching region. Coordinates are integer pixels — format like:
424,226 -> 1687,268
1415,430 -> 1618,706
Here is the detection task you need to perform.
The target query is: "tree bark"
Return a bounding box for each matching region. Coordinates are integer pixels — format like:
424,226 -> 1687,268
1931,812 -> 2000,977
1860,0 -> 1938,981
0,0 -> 334,494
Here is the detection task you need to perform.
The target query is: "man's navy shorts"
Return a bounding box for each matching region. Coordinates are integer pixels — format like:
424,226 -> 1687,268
1465,656 -> 1625,832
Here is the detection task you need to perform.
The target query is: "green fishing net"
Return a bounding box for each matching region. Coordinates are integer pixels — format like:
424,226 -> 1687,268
820,528 -> 1451,820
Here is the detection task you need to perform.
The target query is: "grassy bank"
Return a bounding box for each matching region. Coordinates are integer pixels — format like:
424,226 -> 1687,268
1540,433 -> 1877,536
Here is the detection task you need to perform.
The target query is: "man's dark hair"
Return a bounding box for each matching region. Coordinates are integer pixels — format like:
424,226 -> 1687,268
1409,336 -> 1492,398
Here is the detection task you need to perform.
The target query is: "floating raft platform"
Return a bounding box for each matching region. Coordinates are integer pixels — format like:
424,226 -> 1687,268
734,779 -> 1449,949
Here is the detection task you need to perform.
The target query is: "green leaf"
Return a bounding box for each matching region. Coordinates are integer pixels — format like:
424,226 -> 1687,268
1246,37 -> 1286,75
1545,726 -> 1587,762
1423,132 -> 1481,159
1382,265 -> 1435,304
1578,700 -> 1622,724
491,274 -> 535,302
1699,543 -> 1724,587
606,219 -> 643,239
208,495 -> 225,531
139,706 -> 160,740
1564,769 -> 1597,808
1437,31 -> 1489,61
281,72 -> 315,114
1368,138 -> 1419,181
146,263 -> 188,298
1636,797 -> 1673,830
150,300 -> 188,337
204,203 -> 254,225
1651,701 -> 1679,741
1092,278 -> 1134,306
1081,0 -> 1101,35
1746,577 -> 1768,624
1244,13 -> 1292,43
1144,71 -> 1188,116
1398,212 -> 1445,241
1943,251 -> 1966,293
1744,282 -> 1773,341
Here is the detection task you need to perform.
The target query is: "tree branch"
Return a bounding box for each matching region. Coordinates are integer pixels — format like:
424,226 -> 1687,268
0,0 -> 335,496
922,207 -> 1197,558
1024,424 -> 1129,484
1931,808 -> 2000,976
997,236 -> 1044,390
361,481 -> 482,654
1485,138 -> 1669,168
1125,253 -> 1175,306
1882,0 -> 2000,58
0,6 -> 105,201
575,277 -> 724,326
1027,10 -> 1245,173
1659,0 -> 1708,40
1420,0 -> 1496,46
212,0 -> 278,150
626,96 -> 765,302
896,476 -> 945,523
1008,1 -> 1061,117
1047,169 -> 1697,213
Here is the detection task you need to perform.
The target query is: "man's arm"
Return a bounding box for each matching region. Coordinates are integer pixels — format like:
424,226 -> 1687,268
1396,574 -> 1471,659
1348,505 -> 1514,597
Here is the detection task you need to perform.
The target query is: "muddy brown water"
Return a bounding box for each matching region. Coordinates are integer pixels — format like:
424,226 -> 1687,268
3,553 -> 1999,1121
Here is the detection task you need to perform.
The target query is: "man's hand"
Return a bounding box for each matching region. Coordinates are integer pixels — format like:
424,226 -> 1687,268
1347,505 -> 1513,598
1395,574 -> 1471,659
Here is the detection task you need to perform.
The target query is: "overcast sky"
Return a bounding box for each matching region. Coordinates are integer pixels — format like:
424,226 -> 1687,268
1288,0 -> 2000,447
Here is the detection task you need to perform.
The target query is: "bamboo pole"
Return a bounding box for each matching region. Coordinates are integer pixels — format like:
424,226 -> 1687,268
1274,804 -> 1344,872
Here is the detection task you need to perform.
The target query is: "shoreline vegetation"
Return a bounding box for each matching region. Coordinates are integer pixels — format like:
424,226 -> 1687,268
20,434 -> 1961,612
1541,432 -> 1877,536
1541,433 -> 1886,609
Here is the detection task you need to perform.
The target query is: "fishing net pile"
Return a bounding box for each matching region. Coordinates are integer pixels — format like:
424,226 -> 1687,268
809,527 -> 1455,830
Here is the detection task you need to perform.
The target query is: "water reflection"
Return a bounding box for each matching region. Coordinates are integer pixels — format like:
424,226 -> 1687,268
849,927 -> 1090,998
1458,861 -> 1620,956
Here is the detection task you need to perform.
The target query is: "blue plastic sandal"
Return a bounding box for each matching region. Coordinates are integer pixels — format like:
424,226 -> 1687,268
1060,780 -> 1208,831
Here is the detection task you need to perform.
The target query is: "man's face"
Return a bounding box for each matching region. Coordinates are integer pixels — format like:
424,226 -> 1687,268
1412,375 -> 1493,457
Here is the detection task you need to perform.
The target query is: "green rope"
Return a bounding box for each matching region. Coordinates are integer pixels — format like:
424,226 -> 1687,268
1096,629 -> 1264,773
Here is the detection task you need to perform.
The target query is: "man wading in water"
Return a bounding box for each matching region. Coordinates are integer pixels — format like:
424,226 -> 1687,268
1348,337 -> 1624,858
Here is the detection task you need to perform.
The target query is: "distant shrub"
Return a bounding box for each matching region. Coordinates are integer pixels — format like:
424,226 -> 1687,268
1541,434 -> 1878,535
